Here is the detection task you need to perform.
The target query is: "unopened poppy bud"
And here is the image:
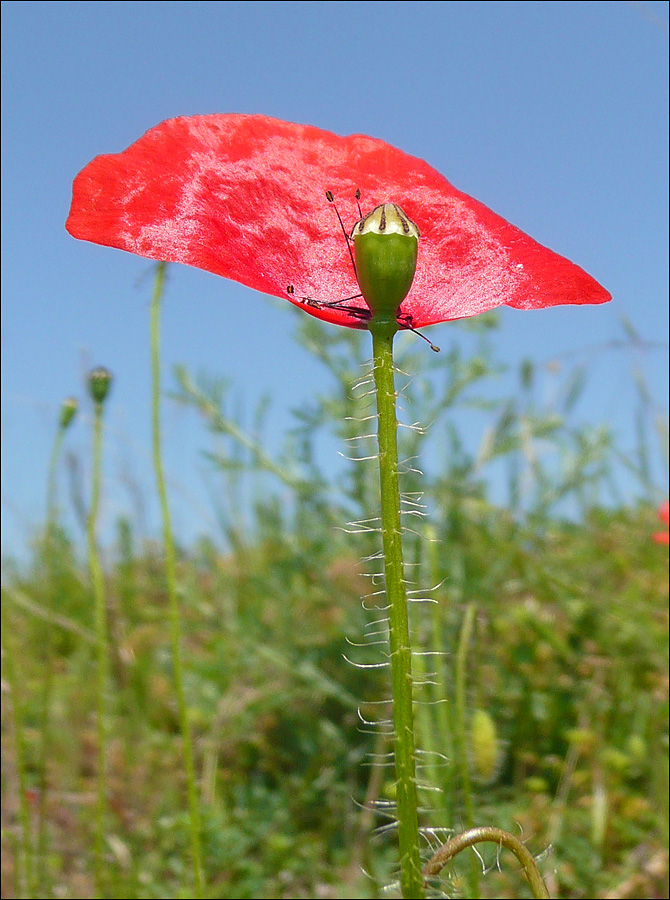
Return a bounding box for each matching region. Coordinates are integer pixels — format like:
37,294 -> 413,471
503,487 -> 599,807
87,367 -> 113,405
350,203 -> 419,321
471,708 -> 499,783
59,397 -> 78,430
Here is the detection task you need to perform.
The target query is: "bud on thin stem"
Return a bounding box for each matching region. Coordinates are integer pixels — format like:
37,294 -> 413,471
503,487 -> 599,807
58,397 -> 79,430
87,367 -> 113,405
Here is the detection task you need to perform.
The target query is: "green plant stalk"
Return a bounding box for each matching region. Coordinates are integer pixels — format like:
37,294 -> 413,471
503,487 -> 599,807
1,596 -> 35,898
369,317 -> 423,900
150,263 -> 204,898
35,622 -> 54,893
46,426 -> 66,525
455,602 -> 479,898
36,423 -> 68,891
87,399 -> 110,895
427,528 -> 455,826
423,826 -> 550,899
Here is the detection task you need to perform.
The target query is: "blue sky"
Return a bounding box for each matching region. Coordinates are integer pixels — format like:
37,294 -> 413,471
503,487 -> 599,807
2,1 -> 668,555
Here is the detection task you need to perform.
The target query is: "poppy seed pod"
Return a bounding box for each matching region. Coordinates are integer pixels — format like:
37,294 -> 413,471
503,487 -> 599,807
59,396 -> 79,430
87,367 -> 113,405
350,203 -> 419,321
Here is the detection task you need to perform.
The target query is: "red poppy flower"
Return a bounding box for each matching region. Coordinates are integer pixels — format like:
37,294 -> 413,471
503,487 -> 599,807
653,500 -> 669,544
66,114 -> 611,329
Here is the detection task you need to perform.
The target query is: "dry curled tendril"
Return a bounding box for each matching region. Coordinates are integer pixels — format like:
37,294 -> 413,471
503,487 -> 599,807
423,827 -> 551,899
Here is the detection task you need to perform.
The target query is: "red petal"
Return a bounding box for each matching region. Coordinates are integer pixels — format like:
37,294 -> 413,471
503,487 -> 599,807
66,115 -> 611,328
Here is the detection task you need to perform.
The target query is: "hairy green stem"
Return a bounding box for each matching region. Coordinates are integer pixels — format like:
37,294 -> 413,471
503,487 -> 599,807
369,318 -> 423,900
455,602 -> 479,897
423,826 -> 551,899
87,399 -> 110,895
150,263 -> 204,898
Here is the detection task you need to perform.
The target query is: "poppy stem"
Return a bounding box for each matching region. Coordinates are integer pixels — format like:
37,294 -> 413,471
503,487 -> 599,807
87,396 -> 110,896
369,316 -> 424,900
150,264 -> 205,899
37,412 -> 74,893
46,421 -> 67,525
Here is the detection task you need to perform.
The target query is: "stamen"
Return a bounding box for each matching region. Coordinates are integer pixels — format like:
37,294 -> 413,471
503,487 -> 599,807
287,284 -> 365,314
326,190 -> 358,279
397,313 -> 440,352
293,207 -> 440,353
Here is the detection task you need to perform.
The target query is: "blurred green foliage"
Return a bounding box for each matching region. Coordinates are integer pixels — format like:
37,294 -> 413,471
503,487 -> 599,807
2,314 -> 667,899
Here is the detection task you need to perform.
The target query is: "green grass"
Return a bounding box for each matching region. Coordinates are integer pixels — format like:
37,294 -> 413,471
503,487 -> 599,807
2,311 -> 667,899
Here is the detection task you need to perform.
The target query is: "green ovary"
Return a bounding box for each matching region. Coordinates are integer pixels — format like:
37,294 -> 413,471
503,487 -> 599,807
353,231 -> 418,319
